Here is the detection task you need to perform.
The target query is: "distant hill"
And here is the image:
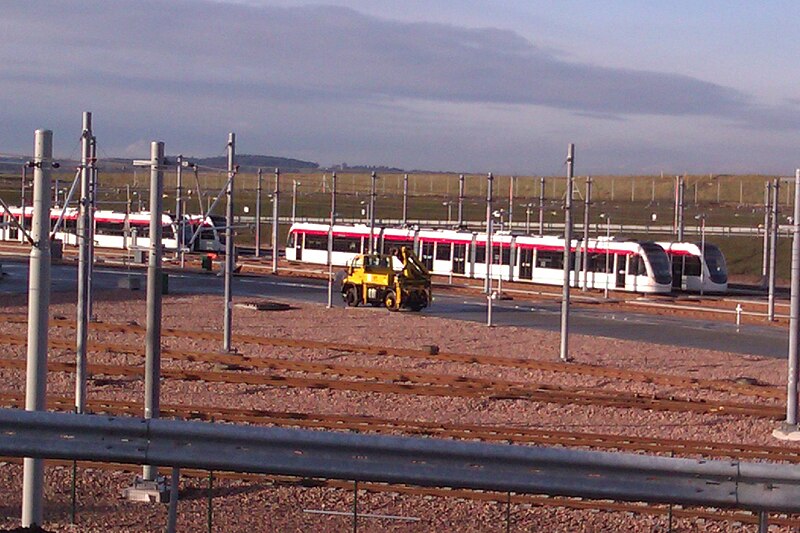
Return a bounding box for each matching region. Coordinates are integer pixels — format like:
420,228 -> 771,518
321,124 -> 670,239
196,154 -> 318,172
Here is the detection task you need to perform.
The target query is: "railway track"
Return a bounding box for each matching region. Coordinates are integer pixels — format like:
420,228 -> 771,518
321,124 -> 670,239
0,313 -> 784,401
0,332 -> 785,419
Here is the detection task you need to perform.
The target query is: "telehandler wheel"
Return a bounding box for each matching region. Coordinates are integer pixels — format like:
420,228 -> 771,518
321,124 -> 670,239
344,286 -> 360,307
383,290 -> 398,311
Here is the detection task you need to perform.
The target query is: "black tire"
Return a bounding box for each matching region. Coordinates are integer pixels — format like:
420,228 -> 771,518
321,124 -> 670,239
343,286 -> 360,307
383,290 -> 398,311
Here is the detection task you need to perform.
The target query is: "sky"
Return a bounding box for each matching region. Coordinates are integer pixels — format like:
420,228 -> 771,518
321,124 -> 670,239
2,0 -> 800,174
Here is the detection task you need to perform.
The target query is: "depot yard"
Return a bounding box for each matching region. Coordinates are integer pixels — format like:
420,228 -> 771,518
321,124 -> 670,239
0,285 -> 798,531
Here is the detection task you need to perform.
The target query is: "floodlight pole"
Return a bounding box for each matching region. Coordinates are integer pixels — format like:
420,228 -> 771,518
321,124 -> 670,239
223,133 -> 235,352
457,174 -> 465,227
76,112 -> 92,416
785,169 -> 800,427
255,168 -> 262,258
560,144 -> 575,363
327,172 -> 337,308
21,129 -> 53,529
768,179 -> 780,321
272,168 -> 280,274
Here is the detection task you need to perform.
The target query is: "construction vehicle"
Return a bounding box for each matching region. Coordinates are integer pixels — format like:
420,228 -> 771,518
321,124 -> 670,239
341,246 -> 431,311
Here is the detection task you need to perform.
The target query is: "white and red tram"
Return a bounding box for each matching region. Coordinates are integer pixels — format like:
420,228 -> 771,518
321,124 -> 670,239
0,207 -> 223,253
286,222 -> 675,294
656,241 -> 728,293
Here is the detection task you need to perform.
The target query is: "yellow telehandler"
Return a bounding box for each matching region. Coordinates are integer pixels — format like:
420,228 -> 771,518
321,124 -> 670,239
341,246 -> 431,311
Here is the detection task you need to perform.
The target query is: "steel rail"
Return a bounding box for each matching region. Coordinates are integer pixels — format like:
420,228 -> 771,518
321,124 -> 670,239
0,316 -> 783,400
0,352 -> 783,419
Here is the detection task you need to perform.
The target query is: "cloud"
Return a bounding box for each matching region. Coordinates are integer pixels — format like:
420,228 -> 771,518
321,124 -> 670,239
0,1 -> 797,172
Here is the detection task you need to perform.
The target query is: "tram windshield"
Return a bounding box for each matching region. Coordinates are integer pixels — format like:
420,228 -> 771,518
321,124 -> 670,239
703,244 -> 728,284
640,242 -> 672,285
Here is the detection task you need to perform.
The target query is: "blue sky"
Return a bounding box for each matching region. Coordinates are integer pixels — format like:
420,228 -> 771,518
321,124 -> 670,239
2,1 -> 799,174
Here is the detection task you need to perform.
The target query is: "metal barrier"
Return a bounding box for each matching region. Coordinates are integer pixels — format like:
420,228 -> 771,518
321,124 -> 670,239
1,408 -> 800,513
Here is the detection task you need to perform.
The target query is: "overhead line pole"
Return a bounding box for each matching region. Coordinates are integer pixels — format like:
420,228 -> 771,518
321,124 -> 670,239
538,177 -> 545,236
223,133 -> 235,353
402,173 -> 409,226
175,155 -> 184,264
21,129 -> 53,529
327,172 -> 337,309
762,181 -> 772,289
457,174 -> 464,228
768,179 -> 780,321
484,173 -> 493,295
76,111 -> 92,416
143,141 -> 164,482
560,144 -> 575,363
369,171 -> 377,253
582,177 -> 591,292
272,168 -> 279,274
87,134 -> 97,320
255,168 -> 262,258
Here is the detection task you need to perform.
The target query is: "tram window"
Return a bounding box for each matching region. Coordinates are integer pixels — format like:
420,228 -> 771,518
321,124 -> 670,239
684,256 -> 702,276
287,233 -> 296,247
163,225 -> 175,240
333,236 -> 360,253
96,222 -> 125,236
135,225 -> 150,238
628,255 -> 647,276
493,245 -> 511,264
475,244 -> 486,263
435,242 -> 451,260
590,253 -> 612,273
536,250 -> 563,270
628,255 -> 638,275
305,235 -> 328,250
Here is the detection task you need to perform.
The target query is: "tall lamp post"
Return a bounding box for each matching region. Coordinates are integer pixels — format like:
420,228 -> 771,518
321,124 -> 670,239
493,209 -> 505,297
291,180 -> 300,223
521,202 -> 534,234
443,201 -> 453,224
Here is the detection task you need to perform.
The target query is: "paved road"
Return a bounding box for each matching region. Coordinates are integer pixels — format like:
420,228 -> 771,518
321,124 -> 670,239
0,259 -> 789,358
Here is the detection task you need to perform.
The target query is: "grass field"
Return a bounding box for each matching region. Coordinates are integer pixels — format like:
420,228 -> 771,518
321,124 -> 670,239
0,170 -> 793,282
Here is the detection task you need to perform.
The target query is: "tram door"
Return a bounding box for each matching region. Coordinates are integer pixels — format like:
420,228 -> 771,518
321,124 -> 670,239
420,241 -> 434,270
671,256 -> 683,290
615,255 -> 626,288
519,248 -> 533,279
453,243 -> 466,274
296,233 -> 303,261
